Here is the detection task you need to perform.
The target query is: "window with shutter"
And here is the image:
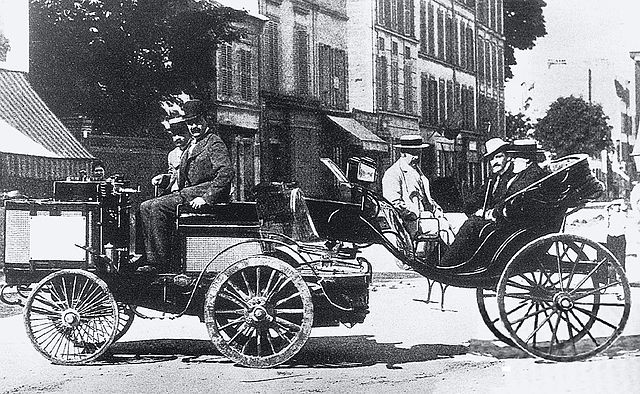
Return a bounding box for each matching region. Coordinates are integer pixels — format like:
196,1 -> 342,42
219,43 -> 233,97
335,49 -> 348,109
460,21 -> 466,69
429,78 -> 438,125
446,15 -> 453,64
294,27 -> 310,95
376,56 -> 388,110
405,0 -> 414,37
498,46 -> 504,85
428,4 -> 435,56
421,73 -> 428,121
466,27 -> 474,70
454,19 -> 459,66
446,80 -> 453,119
477,37 -> 484,83
391,61 -> 399,110
404,61 -> 413,114
240,49 -> 252,100
437,9 -> 444,59
262,20 -> 280,92
397,0 -> 405,35
419,1 -> 427,53
438,79 -> 445,123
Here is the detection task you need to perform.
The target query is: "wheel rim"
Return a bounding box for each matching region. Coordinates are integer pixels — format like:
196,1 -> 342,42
476,287 -> 515,347
205,256 -> 313,368
114,303 -> 135,342
24,270 -> 119,365
497,234 -> 631,362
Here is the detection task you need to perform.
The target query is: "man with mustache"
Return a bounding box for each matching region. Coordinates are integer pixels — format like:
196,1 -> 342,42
440,139 -> 548,267
439,138 -> 513,267
138,99 -> 234,273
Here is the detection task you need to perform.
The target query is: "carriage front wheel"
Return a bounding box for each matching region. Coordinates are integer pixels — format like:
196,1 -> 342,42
497,234 -> 630,362
23,269 -> 119,365
204,255 -> 314,368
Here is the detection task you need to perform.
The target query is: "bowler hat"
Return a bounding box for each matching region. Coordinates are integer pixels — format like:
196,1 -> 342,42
395,135 -> 430,149
483,137 -> 509,158
183,99 -> 207,121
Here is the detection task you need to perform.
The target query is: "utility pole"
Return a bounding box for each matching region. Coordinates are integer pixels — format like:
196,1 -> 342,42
588,68 -> 592,103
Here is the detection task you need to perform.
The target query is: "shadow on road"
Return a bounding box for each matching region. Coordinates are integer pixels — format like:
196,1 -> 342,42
102,333 -> 640,367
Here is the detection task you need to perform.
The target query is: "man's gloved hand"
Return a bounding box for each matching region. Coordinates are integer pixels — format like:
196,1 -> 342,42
190,197 -> 207,209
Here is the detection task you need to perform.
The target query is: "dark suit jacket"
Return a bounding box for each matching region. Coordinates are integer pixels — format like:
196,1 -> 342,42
494,162 -> 548,223
178,131 -> 234,204
463,168 -> 512,215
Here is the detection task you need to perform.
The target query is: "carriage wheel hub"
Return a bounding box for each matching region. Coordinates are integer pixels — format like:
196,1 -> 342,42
249,306 -> 271,323
553,292 -> 574,311
61,309 -> 81,328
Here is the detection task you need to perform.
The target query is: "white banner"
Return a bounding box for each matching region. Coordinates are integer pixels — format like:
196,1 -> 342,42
0,0 -> 29,72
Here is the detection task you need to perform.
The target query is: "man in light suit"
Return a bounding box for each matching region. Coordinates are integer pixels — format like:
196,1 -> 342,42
382,135 -> 450,240
139,99 -> 234,273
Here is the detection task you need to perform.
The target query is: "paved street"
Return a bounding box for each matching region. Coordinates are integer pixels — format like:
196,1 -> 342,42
2,204 -> 640,393
1,274 -> 640,393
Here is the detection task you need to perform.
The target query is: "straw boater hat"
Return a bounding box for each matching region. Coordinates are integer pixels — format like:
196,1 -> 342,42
395,135 -> 430,149
506,139 -> 540,160
483,137 -> 509,158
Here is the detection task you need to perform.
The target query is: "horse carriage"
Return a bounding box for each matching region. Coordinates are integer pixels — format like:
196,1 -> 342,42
0,154 -> 630,367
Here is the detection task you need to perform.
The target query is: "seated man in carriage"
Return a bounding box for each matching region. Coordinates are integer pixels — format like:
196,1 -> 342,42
439,140 -> 548,267
381,135 -> 455,244
138,99 -> 234,273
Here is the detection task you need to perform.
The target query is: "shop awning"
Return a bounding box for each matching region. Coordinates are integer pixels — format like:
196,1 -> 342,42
327,115 -> 387,152
0,118 -> 59,157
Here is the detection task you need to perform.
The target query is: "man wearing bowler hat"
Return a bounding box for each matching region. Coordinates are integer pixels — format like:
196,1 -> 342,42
138,99 -> 234,273
439,139 -> 547,267
382,135 -> 452,241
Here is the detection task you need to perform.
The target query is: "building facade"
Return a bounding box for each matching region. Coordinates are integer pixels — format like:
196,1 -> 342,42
347,0 -> 505,201
215,0 -> 505,202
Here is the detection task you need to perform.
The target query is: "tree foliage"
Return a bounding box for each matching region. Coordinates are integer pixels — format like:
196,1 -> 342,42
535,96 -> 612,158
505,111 -> 535,140
503,0 -> 547,80
29,0 -> 246,136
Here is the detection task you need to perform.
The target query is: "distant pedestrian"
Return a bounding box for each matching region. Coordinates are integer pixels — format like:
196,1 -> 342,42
606,199 -> 627,270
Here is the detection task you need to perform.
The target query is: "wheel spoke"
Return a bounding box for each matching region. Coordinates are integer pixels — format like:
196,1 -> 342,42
217,317 -> 244,331
262,268 -> 277,298
274,292 -> 301,307
255,266 -> 261,298
569,309 -> 600,347
240,271 -> 254,298
218,289 -> 249,309
275,308 -> 305,315
554,242 -> 565,291
274,316 -> 301,332
569,258 -> 607,294
505,279 -> 535,292
573,306 -> 619,330
226,281 -> 250,304
572,281 -> 622,300
266,276 -> 292,302
513,301 -> 537,334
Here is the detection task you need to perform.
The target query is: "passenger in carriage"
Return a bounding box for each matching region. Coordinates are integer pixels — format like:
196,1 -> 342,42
138,99 -> 234,273
382,135 -> 454,243
152,115 -> 191,194
439,139 -> 548,267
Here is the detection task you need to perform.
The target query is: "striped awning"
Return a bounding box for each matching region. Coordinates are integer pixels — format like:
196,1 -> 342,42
327,115 -> 387,152
0,70 -> 93,159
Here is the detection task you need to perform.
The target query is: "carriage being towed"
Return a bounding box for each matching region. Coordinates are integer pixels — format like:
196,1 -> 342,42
0,153 -> 630,367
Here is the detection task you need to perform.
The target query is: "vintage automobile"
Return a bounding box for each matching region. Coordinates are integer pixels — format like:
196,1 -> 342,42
0,154 -> 631,366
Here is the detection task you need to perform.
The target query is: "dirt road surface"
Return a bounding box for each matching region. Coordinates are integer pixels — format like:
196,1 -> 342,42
1,276 -> 640,394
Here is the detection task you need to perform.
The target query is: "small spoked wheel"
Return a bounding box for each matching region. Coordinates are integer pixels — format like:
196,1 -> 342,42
205,255 -> 313,368
114,303 -> 135,342
476,287 -> 515,347
24,269 -> 119,365
497,234 -> 631,362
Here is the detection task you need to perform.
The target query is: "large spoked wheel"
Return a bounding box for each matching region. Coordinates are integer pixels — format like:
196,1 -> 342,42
205,255 -> 313,368
476,287 -> 515,347
497,234 -> 631,362
114,303 -> 135,342
24,269 -> 119,365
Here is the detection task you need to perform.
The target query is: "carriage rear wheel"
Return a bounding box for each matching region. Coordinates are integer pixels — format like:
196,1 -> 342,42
497,234 -> 630,362
204,255 -> 313,368
114,303 -> 135,342
24,269 -> 119,365
476,287 -> 515,347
